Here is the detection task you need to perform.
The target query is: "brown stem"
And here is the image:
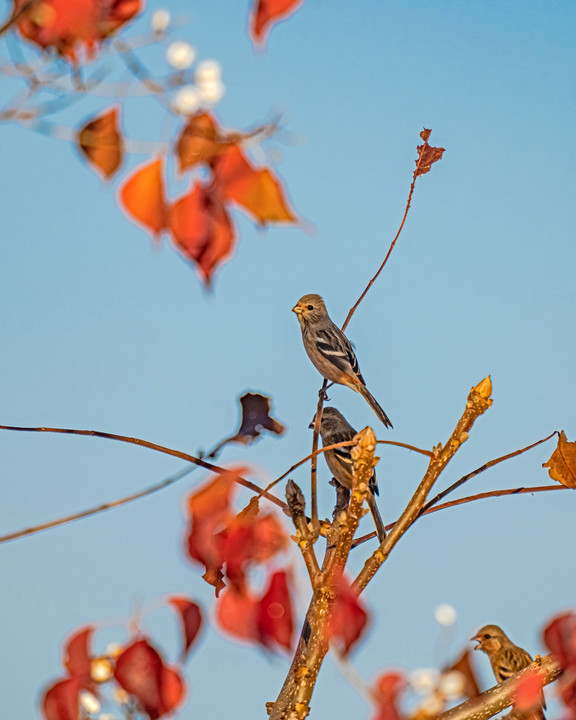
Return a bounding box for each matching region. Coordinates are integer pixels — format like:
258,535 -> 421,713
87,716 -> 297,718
353,376 -> 493,593
286,480 -> 320,588
0,424 -> 286,510
421,431 -> 558,514
341,132 -> 431,333
434,655 -> 560,720
310,381 -> 328,531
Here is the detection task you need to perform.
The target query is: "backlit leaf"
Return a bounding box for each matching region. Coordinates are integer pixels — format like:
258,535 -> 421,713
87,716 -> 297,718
250,0 -> 305,46
256,569 -> 294,651
42,677 -> 80,720
118,156 -> 167,239
329,575 -> 369,656
63,626 -> 94,685
372,672 -> 405,720
77,107 -> 123,180
542,431 -> 576,488
175,112 -> 221,172
168,597 -> 203,662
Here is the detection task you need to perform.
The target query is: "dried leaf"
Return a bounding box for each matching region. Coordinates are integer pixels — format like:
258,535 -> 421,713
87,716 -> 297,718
542,431 -> 576,487
212,145 -> 297,225
14,0 -> 141,60
175,112 -> 221,172
444,649 -> 480,699
42,677 -> 81,720
256,569 -> 294,651
118,156 -> 167,239
114,639 -> 185,719
170,183 -> 236,285
168,597 -> 203,662
77,107 -> 123,180
234,392 -> 286,444
250,0 -> 305,46
329,575 -> 369,655
415,128 -> 445,178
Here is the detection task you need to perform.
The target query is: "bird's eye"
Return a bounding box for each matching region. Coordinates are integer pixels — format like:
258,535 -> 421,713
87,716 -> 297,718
307,305 -> 314,310
484,634 -> 491,639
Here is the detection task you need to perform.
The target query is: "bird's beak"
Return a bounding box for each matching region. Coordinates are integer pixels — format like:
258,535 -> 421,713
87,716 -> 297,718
308,421 -> 314,429
471,635 -> 481,649
292,305 -> 302,314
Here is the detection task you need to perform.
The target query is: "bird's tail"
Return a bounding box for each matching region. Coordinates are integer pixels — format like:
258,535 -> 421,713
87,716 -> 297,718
366,493 -> 386,543
358,384 -> 393,429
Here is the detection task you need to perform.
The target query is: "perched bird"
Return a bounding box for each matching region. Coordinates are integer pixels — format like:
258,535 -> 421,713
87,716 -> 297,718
472,624 -> 545,720
313,406 -> 386,542
292,293 -> 392,428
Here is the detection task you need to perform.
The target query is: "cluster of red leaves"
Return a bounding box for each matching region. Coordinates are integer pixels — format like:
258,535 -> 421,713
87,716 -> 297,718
250,0 -> 305,46
13,0 -> 140,60
544,611 -> 576,716
184,469 -> 294,651
42,597 -> 202,720
76,109 -> 297,284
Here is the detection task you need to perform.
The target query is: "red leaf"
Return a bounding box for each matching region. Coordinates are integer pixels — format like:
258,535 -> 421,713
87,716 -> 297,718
170,183 -> 236,285
63,626 -> 94,686
543,612 -> 576,669
250,0 -> 305,46
329,575 -> 369,655
77,107 -> 123,180
256,569 -> 294,651
13,0 -> 141,60
215,586 -> 258,642
415,128 -> 445,178
184,469 -> 241,594
514,669 -> 545,713
175,112 -> 222,172
372,672 -> 405,720
251,513 -> 289,563
119,156 -> 168,239
212,145 -> 297,225
114,639 -> 185,719
42,677 -> 80,720
168,597 -> 203,662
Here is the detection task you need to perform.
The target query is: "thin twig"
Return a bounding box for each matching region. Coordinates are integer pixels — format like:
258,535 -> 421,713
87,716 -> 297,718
341,132 -> 431,333
310,382 -> 327,531
422,431 -> 558,514
0,424 -> 286,509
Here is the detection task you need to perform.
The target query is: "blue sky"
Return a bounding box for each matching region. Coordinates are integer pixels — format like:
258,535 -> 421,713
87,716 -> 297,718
1,0 -> 575,717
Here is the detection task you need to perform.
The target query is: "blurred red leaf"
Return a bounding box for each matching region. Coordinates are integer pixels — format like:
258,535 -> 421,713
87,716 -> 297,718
215,586 -> 258,642
372,672 -> 405,720
168,597 -> 203,662
13,0 -> 141,60
114,639 -> 185,719
184,468 -> 241,594
63,626 -> 94,686
544,611 -> 576,669
170,183 -> 236,285
256,569 -> 294,651
119,156 -> 168,239
77,107 -> 123,180
42,677 -> 80,720
251,512 -> 289,563
514,669 -> 545,713
542,431 -> 576,488
415,128 -> 445,178
250,0 -> 305,46
175,112 -> 222,172
329,575 -> 369,655
212,145 -> 297,225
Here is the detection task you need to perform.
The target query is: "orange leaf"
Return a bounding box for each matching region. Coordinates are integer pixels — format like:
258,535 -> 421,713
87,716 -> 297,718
215,586 -> 258,642
118,156 -> 167,239
14,0 -> 141,60
415,128 -> 445,178
175,112 -> 222,172
77,107 -> 123,179
63,626 -> 94,686
170,183 -> 236,285
514,669 -> 545,714
212,145 -> 297,225
444,649 -> 480,699
372,672 -> 405,720
542,431 -> 576,488
250,0 -> 305,46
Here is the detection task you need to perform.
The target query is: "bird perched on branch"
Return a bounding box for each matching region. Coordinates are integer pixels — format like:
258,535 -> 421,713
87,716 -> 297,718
292,293 -> 392,428
313,406 -> 386,542
472,624 -> 546,720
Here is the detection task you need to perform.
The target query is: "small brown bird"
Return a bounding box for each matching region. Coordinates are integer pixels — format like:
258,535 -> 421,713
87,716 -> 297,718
292,294 -> 392,428
313,406 -> 386,542
472,624 -> 545,720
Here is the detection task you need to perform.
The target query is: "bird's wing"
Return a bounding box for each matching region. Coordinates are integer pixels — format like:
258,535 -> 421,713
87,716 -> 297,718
495,647 -> 533,681
315,327 -> 365,383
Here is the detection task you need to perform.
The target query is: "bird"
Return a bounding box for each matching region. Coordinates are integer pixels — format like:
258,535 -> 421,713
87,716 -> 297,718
292,293 -> 392,428
313,406 -> 386,542
472,624 -> 545,720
